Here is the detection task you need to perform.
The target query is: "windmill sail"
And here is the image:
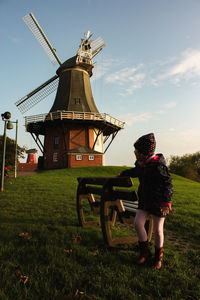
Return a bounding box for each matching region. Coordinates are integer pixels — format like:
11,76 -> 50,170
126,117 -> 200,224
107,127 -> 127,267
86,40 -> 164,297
91,37 -> 105,58
15,75 -> 59,114
23,13 -> 61,65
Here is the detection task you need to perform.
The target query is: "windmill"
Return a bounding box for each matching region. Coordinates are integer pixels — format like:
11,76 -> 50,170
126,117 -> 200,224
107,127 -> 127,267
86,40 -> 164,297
15,13 -> 125,169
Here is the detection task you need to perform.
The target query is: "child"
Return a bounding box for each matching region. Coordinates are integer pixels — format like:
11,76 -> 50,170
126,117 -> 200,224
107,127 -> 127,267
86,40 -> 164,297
118,133 -> 173,269
4,166 -> 9,178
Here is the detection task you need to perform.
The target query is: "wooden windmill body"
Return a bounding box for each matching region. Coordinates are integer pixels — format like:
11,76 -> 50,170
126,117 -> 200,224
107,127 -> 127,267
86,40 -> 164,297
15,13 -> 124,169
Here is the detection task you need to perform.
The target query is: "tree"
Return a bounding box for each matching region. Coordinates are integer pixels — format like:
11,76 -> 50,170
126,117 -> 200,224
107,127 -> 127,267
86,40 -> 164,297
0,135 -> 26,168
168,152 -> 200,182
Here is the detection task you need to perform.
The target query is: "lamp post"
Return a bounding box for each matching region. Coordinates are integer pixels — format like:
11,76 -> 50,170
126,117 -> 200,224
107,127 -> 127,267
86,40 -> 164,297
1,112 -> 13,192
14,120 -> 18,178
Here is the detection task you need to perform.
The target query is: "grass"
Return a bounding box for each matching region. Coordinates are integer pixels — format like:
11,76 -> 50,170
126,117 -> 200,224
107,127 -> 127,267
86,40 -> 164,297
0,166 -> 200,300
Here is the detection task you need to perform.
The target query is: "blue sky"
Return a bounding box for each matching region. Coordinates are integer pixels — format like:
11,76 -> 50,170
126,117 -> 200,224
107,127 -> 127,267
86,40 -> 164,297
1,0 -> 200,166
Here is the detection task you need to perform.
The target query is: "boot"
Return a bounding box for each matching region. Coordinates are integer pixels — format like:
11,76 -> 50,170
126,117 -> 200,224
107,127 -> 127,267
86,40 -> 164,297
136,241 -> 151,264
154,247 -> 163,269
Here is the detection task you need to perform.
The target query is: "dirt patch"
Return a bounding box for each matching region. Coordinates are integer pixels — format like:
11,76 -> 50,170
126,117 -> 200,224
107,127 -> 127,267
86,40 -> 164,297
165,233 -> 191,253
10,171 -> 38,177
17,171 -> 38,176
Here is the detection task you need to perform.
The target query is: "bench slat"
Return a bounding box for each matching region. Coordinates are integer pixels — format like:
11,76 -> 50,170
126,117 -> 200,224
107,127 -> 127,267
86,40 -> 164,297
122,207 -> 137,213
123,204 -> 138,210
113,190 -> 137,201
78,177 -> 133,187
78,177 -> 108,185
122,200 -> 138,207
85,186 -> 103,195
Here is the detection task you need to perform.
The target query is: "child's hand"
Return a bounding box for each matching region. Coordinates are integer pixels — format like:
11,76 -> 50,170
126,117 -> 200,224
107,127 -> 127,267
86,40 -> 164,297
160,207 -> 175,216
161,207 -> 170,216
117,172 -> 123,177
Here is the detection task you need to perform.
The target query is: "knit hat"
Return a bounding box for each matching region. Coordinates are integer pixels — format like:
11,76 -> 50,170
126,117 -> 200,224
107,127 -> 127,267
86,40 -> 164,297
134,133 -> 156,156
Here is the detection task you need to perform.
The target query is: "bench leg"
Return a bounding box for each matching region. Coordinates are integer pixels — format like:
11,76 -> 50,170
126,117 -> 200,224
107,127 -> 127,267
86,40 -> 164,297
146,215 -> 153,242
77,194 -> 101,227
101,200 -> 138,246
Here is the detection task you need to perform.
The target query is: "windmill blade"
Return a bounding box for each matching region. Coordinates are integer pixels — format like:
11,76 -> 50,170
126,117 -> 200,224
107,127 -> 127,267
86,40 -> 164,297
92,37 -> 105,58
23,13 -> 61,65
85,30 -> 91,40
15,75 -> 59,114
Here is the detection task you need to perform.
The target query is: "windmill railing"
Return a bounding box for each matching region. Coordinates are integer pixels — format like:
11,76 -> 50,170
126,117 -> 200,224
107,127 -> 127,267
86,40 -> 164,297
25,111 -> 125,129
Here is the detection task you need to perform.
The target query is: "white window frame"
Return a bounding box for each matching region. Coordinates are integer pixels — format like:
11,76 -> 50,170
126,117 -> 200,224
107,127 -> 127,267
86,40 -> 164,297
89,155 -> 94,161
53,152 -> 58,162
76,155 -> 82,161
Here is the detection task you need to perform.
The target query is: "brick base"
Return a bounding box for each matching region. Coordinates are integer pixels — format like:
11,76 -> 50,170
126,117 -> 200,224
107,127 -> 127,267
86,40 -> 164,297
68,154 -> 103,168
18,163 -> 38,171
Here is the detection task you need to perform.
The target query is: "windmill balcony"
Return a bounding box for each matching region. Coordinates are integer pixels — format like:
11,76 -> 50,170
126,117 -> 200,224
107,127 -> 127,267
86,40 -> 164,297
25,111 -> 125,135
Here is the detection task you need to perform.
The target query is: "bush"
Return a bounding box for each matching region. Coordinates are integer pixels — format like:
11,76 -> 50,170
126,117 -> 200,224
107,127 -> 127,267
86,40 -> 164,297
0,135 -> 26,168
168,152 -> 200,182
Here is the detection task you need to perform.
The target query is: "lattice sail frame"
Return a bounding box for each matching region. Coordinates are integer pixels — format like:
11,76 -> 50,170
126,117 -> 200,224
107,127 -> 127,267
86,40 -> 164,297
91,37 -> 105,57
15,75 -> 59,114
23,13 -> 61,65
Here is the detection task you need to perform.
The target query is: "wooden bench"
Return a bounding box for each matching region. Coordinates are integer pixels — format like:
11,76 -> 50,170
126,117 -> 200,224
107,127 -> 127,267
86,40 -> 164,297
76,176 -> 153,246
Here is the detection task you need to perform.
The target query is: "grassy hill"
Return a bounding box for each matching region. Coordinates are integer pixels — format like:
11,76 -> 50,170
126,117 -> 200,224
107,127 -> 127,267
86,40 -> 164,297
0,166 -> 199,299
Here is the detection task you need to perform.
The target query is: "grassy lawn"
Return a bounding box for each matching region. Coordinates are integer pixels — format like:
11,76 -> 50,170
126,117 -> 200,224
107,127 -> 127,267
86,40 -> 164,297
0,166 -> 199,300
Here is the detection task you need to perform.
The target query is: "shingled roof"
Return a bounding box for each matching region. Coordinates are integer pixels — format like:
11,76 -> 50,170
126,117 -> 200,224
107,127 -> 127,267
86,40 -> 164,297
67,146 -> 102,155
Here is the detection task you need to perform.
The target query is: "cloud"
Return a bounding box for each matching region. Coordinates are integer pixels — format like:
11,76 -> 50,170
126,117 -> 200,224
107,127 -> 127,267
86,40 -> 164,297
92,57 -> 121,80
118,112 -> 153,126
92,61 -> 110,80
125,73 -> 146,94
95,48 -> 200,95
105,65 -> 146,95
156,110 -> 166,115
163,101 -> 177,109
92,64 -> 107,80
159,49 -> 200,83
106,66 -> 139,83
155,101 -> 177,115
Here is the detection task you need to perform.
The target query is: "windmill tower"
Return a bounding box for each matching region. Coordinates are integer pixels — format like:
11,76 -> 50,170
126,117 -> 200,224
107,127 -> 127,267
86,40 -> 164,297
26,148 -> 38,164
15,13 -> 124,169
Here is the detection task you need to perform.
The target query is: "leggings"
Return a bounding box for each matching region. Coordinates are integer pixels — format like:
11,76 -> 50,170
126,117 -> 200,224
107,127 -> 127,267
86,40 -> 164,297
134,209 -> 165,248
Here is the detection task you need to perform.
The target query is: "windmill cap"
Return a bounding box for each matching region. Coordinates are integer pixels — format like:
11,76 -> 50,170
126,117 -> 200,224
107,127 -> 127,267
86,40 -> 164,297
26,148 -> 38,154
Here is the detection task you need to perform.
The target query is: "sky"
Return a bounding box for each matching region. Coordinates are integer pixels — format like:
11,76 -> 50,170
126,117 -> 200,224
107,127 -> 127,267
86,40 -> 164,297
1,0 -> 200,166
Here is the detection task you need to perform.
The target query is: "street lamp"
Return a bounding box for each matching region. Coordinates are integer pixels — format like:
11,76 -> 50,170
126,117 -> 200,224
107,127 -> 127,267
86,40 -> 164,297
1,112 -> 13,192
13,120 -> 19,178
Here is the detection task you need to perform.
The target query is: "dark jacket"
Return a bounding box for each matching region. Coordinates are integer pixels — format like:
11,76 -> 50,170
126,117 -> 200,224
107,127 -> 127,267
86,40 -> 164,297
120,153 -> 173,217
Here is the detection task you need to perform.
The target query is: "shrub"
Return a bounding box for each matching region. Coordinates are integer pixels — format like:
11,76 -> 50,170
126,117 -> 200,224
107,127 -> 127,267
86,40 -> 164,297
168,152 -> 200,182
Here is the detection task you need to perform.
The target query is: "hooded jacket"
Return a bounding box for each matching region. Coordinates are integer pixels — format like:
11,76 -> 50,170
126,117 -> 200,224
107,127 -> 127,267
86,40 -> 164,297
120,153 -> 173,217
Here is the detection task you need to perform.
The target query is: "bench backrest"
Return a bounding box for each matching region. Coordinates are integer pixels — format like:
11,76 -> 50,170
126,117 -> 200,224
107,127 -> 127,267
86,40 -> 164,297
77,176 -> 137,202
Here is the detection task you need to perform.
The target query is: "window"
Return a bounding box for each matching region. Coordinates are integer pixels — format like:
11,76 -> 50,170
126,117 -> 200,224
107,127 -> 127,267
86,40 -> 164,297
74,98 -> 81,105
53,152 -> 58,162
89,155 -> 94,161
54,136 -> 59,149
76,155 -> 82,161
